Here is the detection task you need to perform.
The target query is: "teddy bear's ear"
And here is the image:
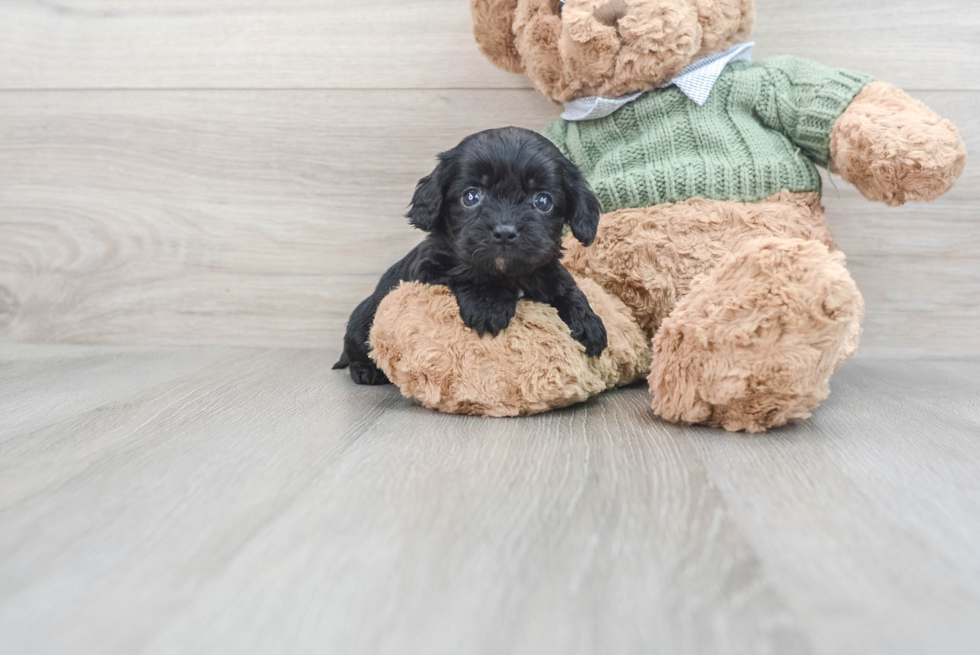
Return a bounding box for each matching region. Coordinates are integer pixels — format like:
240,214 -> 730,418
471,0 -> 525,74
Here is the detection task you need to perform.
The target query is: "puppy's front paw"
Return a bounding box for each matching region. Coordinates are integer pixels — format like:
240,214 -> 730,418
570,311 -> 608,358
453,285 -> 519,337
349,361 -> 390,385
459,300 -> 516,337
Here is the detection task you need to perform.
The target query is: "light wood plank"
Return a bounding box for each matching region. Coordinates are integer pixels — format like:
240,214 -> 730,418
753,0 -> 980,91
0,346 -> 809,655
0,89 -> 556,348
0,344 -> 243,438
0,0 -> 522,91
0,346 -> 978,654
694,359 -> 980,655
0,0 -> 977,91
1,89 -> 976,355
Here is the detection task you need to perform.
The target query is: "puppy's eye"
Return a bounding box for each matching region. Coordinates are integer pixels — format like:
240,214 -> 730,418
533,192 -> 554,213
462,188 -> 482,208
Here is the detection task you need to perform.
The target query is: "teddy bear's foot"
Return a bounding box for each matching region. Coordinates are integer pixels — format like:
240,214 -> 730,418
368,276 -> 651,417
648,238 -> 864,433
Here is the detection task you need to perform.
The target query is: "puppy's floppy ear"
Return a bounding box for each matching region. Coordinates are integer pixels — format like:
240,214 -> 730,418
471,0 -> 525,74
562,160 -> 601,246
407,150 -> 455,232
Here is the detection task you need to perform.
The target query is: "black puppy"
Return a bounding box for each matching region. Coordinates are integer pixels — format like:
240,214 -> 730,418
334,126 -> 607,385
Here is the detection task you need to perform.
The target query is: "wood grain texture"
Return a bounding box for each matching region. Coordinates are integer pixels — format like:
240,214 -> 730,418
695,360 -> 980,655
751,0 -> 980,91
1,89 -> 976,355
2,4 -> 977,654
0,343 -> 239,438
0,346 -> 978,655
1,0 -> 978,91
0,89 -> 555,348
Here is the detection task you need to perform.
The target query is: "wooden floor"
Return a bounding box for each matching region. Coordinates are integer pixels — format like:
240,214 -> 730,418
2,1 -> 978,652
1,345 -> 978,655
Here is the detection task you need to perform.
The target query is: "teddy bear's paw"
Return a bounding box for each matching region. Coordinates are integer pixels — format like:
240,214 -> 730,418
368,278 -> 650,417
831,82 -> 967,207
648,237 -> 864,433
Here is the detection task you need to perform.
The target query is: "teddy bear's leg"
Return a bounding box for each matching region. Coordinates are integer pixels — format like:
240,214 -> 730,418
368,276 -> 651,417
648,237 -> 864,433
561,192 -> 839,336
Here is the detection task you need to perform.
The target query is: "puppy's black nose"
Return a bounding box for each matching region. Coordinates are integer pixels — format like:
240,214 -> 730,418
493,225 -> 518,244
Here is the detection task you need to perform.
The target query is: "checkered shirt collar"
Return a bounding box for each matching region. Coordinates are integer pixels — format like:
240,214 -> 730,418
561,42 -> 755,122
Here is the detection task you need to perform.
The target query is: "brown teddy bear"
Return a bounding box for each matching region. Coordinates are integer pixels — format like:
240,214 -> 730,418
368,0 -> 966,431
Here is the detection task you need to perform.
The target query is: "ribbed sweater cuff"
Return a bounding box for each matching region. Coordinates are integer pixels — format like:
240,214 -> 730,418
795,69 -> 875,168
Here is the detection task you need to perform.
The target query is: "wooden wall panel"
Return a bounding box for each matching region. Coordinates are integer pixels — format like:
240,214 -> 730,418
0,0 -> 977,356
0,90 -> 556,348
1,1 -> 978,91
0,89 -> 976,355
752,0 -> 980,91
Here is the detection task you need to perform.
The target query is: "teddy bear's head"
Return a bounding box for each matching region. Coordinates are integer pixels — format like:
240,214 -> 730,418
471,0 -> 756,103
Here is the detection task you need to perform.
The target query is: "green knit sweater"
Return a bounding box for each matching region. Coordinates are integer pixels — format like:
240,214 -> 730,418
544,56 -> 874,212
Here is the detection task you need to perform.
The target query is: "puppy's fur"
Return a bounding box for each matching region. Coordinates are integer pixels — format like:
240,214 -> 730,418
334,126 -> 607,385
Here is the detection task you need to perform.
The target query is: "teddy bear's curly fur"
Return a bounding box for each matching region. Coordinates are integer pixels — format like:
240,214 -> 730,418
371,275 -> 651,416
368,0 -> 966,432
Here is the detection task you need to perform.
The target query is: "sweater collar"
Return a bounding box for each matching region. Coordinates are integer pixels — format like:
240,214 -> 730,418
561,41 -> 755,121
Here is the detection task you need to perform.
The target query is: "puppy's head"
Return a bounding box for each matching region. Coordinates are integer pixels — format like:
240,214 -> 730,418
407,127 -> 600,278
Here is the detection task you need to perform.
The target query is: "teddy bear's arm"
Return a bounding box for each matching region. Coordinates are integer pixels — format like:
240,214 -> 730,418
829,82 -> 966,207
753,56 -> 874,169
753,57 -> 966,206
